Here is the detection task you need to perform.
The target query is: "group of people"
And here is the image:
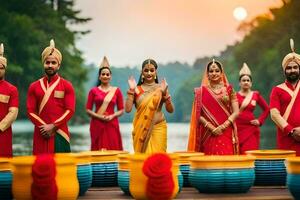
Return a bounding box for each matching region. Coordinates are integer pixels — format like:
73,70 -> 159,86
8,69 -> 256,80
188,38 -> 300,156
187,60 -> 269,155
0,38 -> 300,157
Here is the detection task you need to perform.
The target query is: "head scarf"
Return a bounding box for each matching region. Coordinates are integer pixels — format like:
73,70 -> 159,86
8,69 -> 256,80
0,43 -> 7,68
41,39 -> 62,64
201,58 -> 229,86
282,38 -> 300,69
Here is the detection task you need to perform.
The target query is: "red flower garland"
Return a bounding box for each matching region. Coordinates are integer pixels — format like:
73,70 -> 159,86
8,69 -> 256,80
31,154 -> 57,200
143,153 -> 175,200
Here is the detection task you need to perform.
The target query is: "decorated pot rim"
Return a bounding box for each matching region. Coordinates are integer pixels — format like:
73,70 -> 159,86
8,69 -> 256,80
246,150 -> 296,160
81,150 -> 118,156
11,155 -> 36,166
285,157 -> 300,174
105,150 -> 129,154
0,158 -> 11,171
173,150 -> 204,154
171,151 -> 205,164
54,156 -> 76,165
81,150 -> 118,163
189,155 -> 256,169
128,153 -> 149,161
56,152 -> 91,165
118,153 -> 131,160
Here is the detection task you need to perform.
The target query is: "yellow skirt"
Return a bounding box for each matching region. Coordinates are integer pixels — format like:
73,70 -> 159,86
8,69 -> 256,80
144,120 -> 167,154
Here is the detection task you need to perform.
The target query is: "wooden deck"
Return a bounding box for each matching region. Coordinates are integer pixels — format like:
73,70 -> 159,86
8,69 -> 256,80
78,186 -> 293,200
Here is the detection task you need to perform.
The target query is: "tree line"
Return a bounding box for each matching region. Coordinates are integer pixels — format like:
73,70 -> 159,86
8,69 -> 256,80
1,0 -> 297,123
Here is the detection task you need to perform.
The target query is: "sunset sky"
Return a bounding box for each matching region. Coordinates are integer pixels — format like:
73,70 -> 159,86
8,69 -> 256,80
74,0 -> 282,67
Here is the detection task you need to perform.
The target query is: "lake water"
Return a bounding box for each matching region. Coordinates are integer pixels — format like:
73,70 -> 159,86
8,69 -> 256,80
12,120 -> 277,155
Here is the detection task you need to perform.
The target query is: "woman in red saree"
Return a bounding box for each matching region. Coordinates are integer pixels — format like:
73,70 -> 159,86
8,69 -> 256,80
86,57 -> 124,150
125,59 -> 174,153
236,63 -> 269,154
188,59 -> 239,155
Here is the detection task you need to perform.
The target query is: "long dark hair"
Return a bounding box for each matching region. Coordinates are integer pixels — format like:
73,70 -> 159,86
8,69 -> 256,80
137,59 -> 159,85
97,66 -> 112,86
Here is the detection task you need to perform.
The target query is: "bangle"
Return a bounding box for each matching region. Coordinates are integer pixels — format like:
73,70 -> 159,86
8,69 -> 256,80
225,120 -> 231,127
221,124 -> 226,131
126,96 -> 134,101
127,89 -> 134,95
204,121 -> 209,128
228,117 -> 234,124
163,95 -> 171,101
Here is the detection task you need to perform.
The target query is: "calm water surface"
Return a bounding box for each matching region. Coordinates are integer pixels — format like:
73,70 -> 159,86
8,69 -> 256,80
12,120 -> 276,155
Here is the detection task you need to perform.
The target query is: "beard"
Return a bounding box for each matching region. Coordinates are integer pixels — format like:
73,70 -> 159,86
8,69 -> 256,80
285,72 -> 300,83
45,68 -> 57,76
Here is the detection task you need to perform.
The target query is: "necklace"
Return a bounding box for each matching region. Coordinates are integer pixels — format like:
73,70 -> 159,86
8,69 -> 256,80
208,83 -> 224,94
142,82 -> 158,94
143,82 -> 156,86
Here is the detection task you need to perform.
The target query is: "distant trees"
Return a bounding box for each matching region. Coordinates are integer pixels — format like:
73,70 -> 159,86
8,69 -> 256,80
232,0 -> 300,100
0,0 -> 91,121
0,0 -> 298,123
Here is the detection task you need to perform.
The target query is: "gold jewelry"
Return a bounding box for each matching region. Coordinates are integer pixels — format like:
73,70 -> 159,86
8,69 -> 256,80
141,75 -> 144,83
127,89 -> 134,95
126,96 -> 134,102
209,83 -> 223,90
228,117 -> 234,124
204,122 -> 209,128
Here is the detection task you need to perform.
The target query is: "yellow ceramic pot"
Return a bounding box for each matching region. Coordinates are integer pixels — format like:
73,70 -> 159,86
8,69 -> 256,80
55,152 -> 91,165
0,158 -> 13,200
54,156 -> 79,200
245,149 -> 296,160
286,157 -> 300,174
129,154 -> 148,199
103,150 -> 129,155
55,153 -> 92,197
0,158 -> 11,171
81,150 -> 118,163
168,154 -> 180,198
118,154 -> 131,171
11,156 -> 36,200
190,155 -> 256,169
129,153 -> 180,200
173,151 -> 204,165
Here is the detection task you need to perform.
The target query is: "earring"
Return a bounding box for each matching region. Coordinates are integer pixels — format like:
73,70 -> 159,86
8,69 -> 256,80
141,75 -> 144,83
154,75 -> 157,80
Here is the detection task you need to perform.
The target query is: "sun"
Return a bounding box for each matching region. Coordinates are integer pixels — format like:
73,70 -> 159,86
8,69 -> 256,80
233,6 -> 248,21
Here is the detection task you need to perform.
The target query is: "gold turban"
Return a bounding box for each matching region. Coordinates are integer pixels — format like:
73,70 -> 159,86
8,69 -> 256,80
99,56 -> 110,68
239,62 -> 251,76
0,43 -> 7,68
282,38 -> 300,69
41,39 -> 62,64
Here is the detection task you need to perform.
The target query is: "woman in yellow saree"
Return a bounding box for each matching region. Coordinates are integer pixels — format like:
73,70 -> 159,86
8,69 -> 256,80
125,59 -> 174,153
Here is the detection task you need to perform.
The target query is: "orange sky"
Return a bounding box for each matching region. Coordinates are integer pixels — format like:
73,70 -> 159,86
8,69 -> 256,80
74,0 -> 282,67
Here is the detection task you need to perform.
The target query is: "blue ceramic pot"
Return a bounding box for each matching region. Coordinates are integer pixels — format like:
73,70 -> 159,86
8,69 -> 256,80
189,168 -> 255,193
77,164 -> 92,196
